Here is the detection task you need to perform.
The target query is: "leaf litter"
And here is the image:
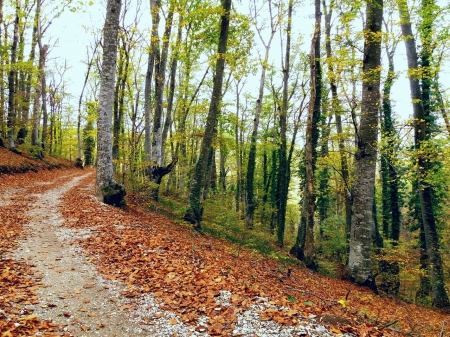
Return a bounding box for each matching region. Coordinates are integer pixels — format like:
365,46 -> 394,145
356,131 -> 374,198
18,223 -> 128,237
0,167 -> 448,336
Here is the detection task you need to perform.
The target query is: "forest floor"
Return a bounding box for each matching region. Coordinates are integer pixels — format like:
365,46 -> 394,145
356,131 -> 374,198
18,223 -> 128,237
0,149 -> 449,337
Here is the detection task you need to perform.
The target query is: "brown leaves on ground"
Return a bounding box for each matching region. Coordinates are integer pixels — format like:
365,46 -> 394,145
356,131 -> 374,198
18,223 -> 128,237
0,167 -> 82,336
0,147 -> 74,174
59,173 -> 449,337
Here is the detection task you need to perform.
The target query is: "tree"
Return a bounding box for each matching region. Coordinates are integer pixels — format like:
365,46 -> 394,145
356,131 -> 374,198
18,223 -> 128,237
145,0 -> 177,201
96,0 -> 126,208
396,0 -> 449,308
291,0 -> 321,268
184,0 -> 232,230
6,0 -> 20,151
245,0 -> 279,230
347,0 -> 383,290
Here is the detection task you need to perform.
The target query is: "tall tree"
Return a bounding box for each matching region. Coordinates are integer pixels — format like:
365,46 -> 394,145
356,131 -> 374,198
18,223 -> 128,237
291,0 -> 321,268
146,0 -> 177,201
396,0 -> 449,307
184,0 -> 232,230
322,0 -> 352,240
96,0 -> 126,207
245,0 -> 279,229
6,0 -> 20,151
380,28 -> 401,241
347,0 -> 383,290
275,0 -> 293,246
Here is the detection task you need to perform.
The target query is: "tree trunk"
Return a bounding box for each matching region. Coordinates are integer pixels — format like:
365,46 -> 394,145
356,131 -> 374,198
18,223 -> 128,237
347,0 -> 382,291
322,0 -> 352,242
396,0 -> 449,308
143,52 -> 154,159
17,0 -> 39,145
7,1 -> 20,151
40,43 -> 48,151
276,0 -> 293,247
96,0 -> 126,208
381,50 -> 401,241
185,0 -> 232,229
245,0 -> 278,230
146,0 -> 175,200
113,36 -> 129,163
291,0 -> 321,266
77,41 -> 99,162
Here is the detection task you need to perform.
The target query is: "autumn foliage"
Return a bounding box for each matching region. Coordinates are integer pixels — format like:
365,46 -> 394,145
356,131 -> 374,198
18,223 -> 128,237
0,151 -> 449,336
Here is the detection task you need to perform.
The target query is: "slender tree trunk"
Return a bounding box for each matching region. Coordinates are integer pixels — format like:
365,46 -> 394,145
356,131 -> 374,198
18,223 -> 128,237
77,41 -> 99,162
396,0 -> 449,308
96,0 -> 126,208
7,1 -> 20,151
381,50 -> 401,241
146,1 -> 175,200
245,0 -> 278,230
234,79 -> 243,213
113,38 -> 129,163
347,0 -> 383,291
185,0 -> 232,229
291,0 -> 321,265
17,0 -> 39,145
143,52 -> 154,159
151,0 -> 173,165
322,0 -> 352,241
162,12 -> 183,165
276,0 -> 293,247
40,47 -> 48,151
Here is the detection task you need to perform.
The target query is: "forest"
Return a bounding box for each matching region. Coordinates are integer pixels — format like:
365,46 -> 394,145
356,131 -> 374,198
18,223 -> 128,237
0,0 -> 450,311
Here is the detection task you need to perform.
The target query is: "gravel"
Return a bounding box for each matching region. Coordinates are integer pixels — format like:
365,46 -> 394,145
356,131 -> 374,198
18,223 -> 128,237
10,172 -> 353,336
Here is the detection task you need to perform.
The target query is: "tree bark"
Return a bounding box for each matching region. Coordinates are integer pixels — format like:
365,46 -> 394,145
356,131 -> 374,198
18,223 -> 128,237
7,0 -> 20,151
347,0 -> 383,291
96,0 -> 126,208
185,0 -> 232,229
291,0 -> 321,266
275,0 -> 293,247
396,0 -> 449,308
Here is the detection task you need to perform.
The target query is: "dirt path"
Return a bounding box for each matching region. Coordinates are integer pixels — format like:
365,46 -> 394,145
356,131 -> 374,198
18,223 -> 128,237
4,171 -> 355,337
13,172 -> 206,336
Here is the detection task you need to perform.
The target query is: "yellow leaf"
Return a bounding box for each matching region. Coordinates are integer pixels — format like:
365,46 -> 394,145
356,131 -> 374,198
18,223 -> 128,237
20,314 -> 37,321
169,318 -> 178,325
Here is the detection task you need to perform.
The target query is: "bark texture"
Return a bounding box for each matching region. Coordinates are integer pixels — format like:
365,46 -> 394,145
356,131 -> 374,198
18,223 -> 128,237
396,0 -> 449,308
347,0 -> 383,290
96,0 -> 125,207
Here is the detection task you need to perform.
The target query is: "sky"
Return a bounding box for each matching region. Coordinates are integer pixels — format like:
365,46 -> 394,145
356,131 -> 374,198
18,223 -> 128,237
45,0 -> 449,126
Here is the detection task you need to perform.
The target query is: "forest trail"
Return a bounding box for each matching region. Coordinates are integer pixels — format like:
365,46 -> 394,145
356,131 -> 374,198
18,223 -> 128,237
1,169 -> 348,336
9,171 -> 176,336
0,168 -> 448,336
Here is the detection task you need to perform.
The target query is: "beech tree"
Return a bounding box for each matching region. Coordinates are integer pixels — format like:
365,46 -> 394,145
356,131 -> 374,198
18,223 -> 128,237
347,0 -> 383,290
96,0 -> 126,207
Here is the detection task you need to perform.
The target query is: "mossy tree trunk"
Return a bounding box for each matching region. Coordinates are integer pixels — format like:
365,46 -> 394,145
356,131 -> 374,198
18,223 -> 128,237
397,0 -> 449,308
185,0 -> 232,230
